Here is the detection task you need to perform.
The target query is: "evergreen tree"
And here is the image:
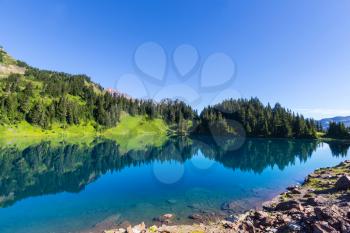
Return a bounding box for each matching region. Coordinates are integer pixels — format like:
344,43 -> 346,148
326,122 -> 350,139
196,98 -> 318,139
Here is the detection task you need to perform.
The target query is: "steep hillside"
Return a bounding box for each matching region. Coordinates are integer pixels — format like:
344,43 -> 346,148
0,48 -> 195,143
0,65 -> 119,129
0,48 -> 141,135
0,48 -> 327,141
0,48 -> 26,77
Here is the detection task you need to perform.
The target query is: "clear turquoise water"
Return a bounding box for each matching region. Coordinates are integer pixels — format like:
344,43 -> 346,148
0,137 -> 349,233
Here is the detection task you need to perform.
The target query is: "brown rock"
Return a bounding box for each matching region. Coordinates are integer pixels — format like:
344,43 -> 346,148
303,206 -> 315,215
305,196 -> 327,206
335,175 -> 350,190
303,193 -> 313,198
119,221 -> 131,229
341,222 -> 350,233
290,189 -> 302,195
275,200 -> 303,211
253,211 -> 274,226
221,200 -> 249,214
163,214 -> 174,219
91,215 -> 120,232
188,213 -> 204,222
281,214 -> 291,223
221,220 -> 235,229
153,215 -> 172,225
276,222 -> 301,233
286,185 -> 300,191
253,211 -> 268,220
314,205 -> 348,231
314,207 -> 326,220
262,200 -> 276,211
320,174 -> 334,179
126,225 -> 133,233
241,220 -> 256,233
308,173 -> 319,179
287,185 -> 303,195
133,222 -> 145,232
312,221 -> 337,233
314,205 -> 343,221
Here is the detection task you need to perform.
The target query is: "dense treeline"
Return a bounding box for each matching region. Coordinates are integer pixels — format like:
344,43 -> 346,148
0,69 -> 120,128
326,122 -> 350,139
0,51 -> 339,140
115,97 -> 196,130
0,65 -> 322,139
195,98 -> 319,139
0,65 -> 196,130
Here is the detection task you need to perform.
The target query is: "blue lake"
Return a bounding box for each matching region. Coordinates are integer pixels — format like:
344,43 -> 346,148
0,137 -> 349,233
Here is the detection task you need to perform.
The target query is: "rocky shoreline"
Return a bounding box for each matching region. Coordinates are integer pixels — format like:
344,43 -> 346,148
102,160 -> 350,233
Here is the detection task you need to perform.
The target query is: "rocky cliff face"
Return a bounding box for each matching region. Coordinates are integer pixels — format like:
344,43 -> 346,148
0,48 -> 26,76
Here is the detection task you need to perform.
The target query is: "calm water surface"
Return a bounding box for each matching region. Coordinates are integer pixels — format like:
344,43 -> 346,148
0,137 -> 349,233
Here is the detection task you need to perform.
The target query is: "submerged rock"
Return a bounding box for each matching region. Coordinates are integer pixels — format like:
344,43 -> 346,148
152,213 -> 175,225
119,221 -> 132,229
163,213 -> 173,219
166,199 -> 177,204
221,200 -> 251,214
188,211 -> 222,223
188,213 -> 204,222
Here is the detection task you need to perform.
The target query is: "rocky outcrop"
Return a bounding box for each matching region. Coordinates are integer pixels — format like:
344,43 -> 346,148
335,175 -> 350,190
0,64 -> 25,76
226,160 -> 350,233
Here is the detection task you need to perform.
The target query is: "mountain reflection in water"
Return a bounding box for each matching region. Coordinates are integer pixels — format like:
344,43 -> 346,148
1,137 -> 348,208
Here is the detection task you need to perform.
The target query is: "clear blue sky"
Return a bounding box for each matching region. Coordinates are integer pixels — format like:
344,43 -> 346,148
1,0 -> 349,119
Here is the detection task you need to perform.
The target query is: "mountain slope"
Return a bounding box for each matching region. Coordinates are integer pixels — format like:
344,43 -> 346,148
0,48 -> 324,140
0,48 -> 145,134
320,116 -> 350,129
0,48 -> 195,143
0,48 -> 26,77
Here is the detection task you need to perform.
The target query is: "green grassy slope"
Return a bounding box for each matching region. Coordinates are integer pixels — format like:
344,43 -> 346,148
0,48 -> 170,151
103,114 -> 168,152
0,114 -> 169,151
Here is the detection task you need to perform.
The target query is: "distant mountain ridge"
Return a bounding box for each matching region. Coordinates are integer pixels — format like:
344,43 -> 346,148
319,116 -> 350,129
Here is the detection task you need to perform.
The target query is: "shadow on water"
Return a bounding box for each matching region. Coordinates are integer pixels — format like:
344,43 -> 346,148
0,137 -> 348,208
